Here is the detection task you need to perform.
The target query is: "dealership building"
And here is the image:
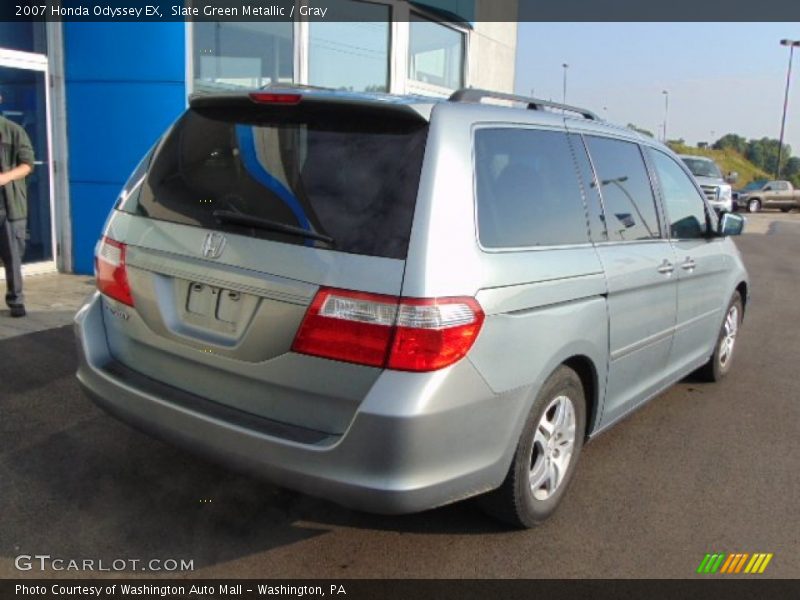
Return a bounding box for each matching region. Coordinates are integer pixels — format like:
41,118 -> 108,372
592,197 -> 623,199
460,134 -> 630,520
0,1 -> 516,277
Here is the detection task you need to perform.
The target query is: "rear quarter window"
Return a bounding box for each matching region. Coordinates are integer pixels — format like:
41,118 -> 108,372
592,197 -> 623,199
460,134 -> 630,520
474,128 -> 590,248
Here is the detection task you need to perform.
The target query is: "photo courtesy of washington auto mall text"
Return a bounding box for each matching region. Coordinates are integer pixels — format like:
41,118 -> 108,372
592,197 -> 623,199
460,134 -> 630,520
14,583 -> 347,598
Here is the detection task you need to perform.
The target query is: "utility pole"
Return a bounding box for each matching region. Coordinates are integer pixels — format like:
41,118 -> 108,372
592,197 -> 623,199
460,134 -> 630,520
777,39 -> 800,179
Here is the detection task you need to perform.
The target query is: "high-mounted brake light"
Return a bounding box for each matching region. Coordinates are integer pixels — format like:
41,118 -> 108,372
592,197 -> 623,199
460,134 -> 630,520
248,92 -> 302,105
95,236 -> 134,306
291,288 -> 484,372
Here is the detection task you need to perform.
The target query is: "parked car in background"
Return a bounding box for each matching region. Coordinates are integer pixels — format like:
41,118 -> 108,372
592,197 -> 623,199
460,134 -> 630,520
74,88 -> 749,528
679,155 -> 734,213
736,180 -> 800,213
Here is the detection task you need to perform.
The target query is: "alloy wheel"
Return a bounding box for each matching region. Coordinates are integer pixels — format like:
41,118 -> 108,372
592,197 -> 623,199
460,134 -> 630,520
529,395 -> 576,501
719,305 -> 739,368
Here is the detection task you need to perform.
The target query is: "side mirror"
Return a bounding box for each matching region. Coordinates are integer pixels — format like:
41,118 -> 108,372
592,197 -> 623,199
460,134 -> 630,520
718,212 -> 745,236
725,171 -> 739,184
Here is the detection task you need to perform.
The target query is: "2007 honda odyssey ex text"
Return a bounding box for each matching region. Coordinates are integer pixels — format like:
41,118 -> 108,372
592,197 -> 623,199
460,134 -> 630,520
75,88 -> 749,527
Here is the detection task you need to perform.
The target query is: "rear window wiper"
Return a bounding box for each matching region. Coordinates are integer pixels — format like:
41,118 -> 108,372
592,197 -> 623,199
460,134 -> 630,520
212,210 -> 335,246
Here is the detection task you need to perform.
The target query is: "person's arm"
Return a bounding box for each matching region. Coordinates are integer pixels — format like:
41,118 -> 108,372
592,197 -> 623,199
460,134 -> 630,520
0,124 -> 35,186
0,163 -> 32,186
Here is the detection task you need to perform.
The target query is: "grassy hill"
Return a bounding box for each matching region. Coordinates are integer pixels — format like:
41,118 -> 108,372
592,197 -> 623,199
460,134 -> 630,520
666,142 -> 771,187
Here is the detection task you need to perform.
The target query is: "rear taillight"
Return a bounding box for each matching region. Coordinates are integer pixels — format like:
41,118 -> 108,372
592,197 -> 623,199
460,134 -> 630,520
388,298 -> 484,371
95,236 -> 134,306
291,288 -> 484,372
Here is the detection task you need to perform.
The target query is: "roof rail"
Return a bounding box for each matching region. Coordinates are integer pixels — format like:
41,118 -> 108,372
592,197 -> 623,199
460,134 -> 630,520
448,88 -> 600,121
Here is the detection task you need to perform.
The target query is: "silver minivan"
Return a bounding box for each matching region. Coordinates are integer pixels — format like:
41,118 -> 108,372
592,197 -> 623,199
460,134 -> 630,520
75,88 -> 749,527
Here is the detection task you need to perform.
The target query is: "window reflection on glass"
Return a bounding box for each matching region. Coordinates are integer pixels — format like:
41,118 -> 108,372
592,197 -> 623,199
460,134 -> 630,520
408,16 -> 465,90
193,21 -> 293,93
651,150 -> 708,239
135,109 -> 427,259
308,2 -> 390,92
585,136 -> 660,241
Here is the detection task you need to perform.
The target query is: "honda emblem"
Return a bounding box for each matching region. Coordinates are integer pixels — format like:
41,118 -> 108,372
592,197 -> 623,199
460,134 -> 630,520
202,232 -> 227,259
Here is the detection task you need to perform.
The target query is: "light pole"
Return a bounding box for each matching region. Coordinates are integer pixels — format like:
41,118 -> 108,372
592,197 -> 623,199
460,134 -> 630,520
562,63 -> 569,104
776,39 -> 800,179
662,90 -> 669,142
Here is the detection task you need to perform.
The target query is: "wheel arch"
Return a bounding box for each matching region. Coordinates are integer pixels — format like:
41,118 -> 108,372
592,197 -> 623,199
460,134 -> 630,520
562,355 -> 600,440
735,280 -> 748,317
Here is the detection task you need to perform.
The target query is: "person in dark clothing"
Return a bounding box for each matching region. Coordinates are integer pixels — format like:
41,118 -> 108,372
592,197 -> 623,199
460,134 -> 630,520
0,96 -> 35,318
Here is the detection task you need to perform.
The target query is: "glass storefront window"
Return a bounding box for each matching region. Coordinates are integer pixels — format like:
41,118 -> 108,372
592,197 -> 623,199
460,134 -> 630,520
408,15 -> 465,90
308,1 -> 390,92
0,22 -> 46,54
193,21 -> 293,93
0,66 -> 51,263
190,4 -> 468,96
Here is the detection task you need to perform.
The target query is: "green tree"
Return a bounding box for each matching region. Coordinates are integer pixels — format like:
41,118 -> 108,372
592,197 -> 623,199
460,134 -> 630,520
713,133 -> 747,154
783,156 -> 800,178
745,137 -> 791,175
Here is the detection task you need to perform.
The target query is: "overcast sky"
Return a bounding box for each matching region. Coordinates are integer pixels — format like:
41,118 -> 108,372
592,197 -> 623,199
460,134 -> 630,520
515,23 -> 800,154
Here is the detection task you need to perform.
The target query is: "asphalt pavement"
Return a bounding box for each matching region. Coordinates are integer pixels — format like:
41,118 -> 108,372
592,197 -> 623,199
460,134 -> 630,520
1,215 -> 799,579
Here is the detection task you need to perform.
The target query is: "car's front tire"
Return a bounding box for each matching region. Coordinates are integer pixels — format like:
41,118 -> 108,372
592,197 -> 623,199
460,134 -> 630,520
748,199 -> 761,213
479,365 -> 586,528
697,291 -> 743,382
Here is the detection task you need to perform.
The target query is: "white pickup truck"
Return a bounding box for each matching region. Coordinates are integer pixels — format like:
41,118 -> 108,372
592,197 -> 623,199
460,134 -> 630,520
679,155 -> 735,213
736,180 -> 800,213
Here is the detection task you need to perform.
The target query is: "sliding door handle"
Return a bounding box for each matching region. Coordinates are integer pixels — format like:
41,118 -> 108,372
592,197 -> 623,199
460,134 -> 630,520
657,260 -> 674,275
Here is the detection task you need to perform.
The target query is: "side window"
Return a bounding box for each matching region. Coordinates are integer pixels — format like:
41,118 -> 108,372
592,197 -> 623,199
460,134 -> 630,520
778,182 -> 789,191
584,136 -> 660,241
474,128 -> 589,248
650,150 -> 709,239
569,133 -> 608,242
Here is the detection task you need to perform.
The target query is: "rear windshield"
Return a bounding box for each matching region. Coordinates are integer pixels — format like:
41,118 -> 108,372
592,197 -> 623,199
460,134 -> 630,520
122,107 -> 428,260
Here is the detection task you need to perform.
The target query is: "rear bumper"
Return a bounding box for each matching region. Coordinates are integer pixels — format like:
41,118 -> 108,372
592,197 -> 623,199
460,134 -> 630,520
75,293 -> 526,514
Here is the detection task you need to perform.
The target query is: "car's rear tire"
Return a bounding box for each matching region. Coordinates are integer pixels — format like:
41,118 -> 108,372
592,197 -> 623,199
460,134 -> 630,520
478,365 -> 586,528
696,291 -> 743,382
748,199 -> 761,213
